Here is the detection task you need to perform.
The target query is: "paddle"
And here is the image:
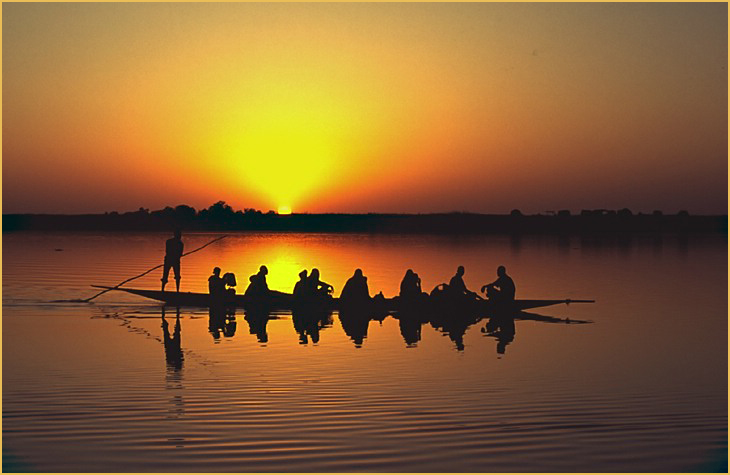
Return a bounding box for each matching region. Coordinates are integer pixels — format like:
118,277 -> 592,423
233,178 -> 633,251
75,235 -> 228,303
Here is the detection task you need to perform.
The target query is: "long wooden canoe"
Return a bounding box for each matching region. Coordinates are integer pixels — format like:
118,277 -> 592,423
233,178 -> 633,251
92,285 -> 594,313
92,285 -> 295,309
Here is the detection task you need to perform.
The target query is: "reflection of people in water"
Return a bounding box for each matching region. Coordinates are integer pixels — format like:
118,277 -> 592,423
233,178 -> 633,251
339,311 -> 370,347
245,265 -> 269,297
162,307 -> 183,370
162,307 -> 185,419
209,306 -> 224,340
481,265 -> 516,303
398,315 -> 425,347
293,310 -> 318,344
245,309 -> 271,343
293,307 -> 333,345
223,311 -> 237,338
209,306 -> 237,340
483,313 -> 516,356
161,230 -> 184,292
431,311 -> 476,351
340,269 -> 370,302
307,268 -> 333,297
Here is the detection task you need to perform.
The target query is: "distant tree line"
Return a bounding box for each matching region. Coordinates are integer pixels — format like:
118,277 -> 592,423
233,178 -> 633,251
2,201 -> 726,234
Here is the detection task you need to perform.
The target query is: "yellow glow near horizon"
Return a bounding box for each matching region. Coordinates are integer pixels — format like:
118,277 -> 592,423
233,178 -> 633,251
232,121 -> 336,210
278,205 -> 292,215
2,3 -> 727,214
180,60 -> 383,212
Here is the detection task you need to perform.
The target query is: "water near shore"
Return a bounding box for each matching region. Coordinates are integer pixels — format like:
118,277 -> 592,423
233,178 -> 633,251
3,231 -> 727,472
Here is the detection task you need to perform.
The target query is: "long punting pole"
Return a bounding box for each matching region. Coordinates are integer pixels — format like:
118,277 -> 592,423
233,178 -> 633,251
81,235 -> 228,302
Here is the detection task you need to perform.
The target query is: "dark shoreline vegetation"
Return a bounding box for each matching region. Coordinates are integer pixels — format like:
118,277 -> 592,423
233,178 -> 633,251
3,201 -> 727,234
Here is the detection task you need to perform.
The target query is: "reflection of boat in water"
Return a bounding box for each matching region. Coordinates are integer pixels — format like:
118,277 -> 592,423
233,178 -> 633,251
92,285 -> 594,314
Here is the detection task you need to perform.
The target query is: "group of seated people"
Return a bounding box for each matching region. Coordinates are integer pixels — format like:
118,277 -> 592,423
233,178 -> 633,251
207,263 -> 515,304
207,267 -> 237,302
293,268 -> 334,300
442,265 -> 515,303
401,265 -> 515,304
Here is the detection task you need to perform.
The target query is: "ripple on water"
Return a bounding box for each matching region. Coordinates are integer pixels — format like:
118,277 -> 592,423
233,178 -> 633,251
3,232 -> 727,472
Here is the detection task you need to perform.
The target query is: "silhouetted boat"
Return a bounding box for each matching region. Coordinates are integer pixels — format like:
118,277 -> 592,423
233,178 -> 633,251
92,285 -> 298,310
92,285 -> 594,313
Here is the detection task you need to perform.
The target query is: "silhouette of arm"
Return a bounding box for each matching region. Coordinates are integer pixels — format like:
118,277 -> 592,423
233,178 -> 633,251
481,278 -> 499,293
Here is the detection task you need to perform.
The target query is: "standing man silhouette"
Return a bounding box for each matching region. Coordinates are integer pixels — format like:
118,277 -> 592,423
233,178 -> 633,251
161,229 -> 184,292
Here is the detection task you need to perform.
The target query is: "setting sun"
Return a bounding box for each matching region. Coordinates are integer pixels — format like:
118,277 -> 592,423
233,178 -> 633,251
2,2 -> 727,216
1,4 -> 726,473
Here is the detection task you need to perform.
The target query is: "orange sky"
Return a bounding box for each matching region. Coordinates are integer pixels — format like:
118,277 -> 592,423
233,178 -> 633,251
3,3 -> 727,214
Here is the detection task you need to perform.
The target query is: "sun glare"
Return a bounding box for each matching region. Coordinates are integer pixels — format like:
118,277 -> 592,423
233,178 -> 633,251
183,61 -> 388,213
199,94 -> 348,212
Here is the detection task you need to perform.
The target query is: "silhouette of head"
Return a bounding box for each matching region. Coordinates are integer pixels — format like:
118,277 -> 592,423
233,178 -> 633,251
213,267 -> 221,276
311,268 -> 320,279
174,229 -> 182,239
497,265 -> 506,276
259,265 -> 268,275
457,265 -> 465,276
354,269 -> 363,278
299,270 -> 308,280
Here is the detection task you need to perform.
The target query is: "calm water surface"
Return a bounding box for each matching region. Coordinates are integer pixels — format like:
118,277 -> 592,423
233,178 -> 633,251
3,232 -> 727,472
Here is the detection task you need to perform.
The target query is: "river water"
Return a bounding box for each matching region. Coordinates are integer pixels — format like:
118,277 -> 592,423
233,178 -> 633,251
2,231 -> 727,472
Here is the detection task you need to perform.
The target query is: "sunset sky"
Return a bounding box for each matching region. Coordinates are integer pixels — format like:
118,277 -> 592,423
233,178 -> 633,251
3,2 -> 727,214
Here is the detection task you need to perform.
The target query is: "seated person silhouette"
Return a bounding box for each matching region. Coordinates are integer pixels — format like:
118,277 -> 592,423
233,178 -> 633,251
340,269 -> 370,303
307,268 -> 333,298
447,265 -> 478,299
245,265 -> 270,297
399,269 -> 423,300
481,265 -> 516,304
208,267 -> 225,300
293,270 -> 308,299
161,229 -> 183,292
